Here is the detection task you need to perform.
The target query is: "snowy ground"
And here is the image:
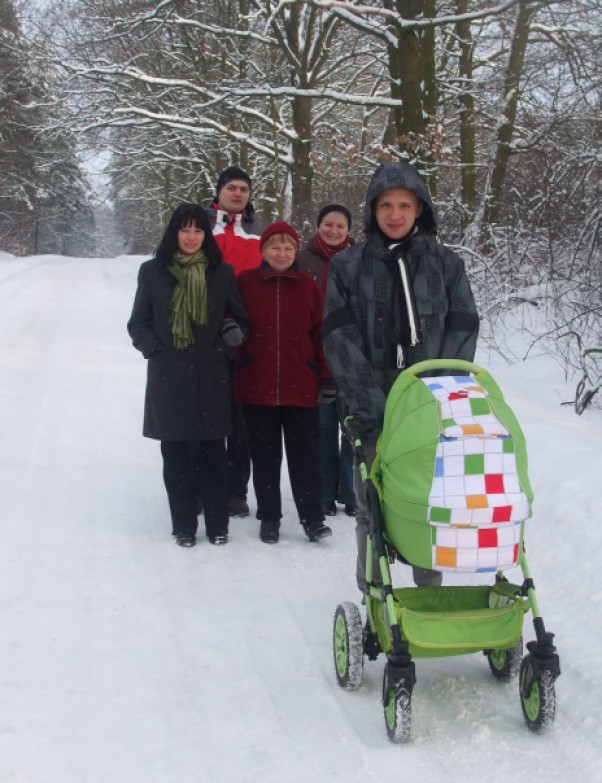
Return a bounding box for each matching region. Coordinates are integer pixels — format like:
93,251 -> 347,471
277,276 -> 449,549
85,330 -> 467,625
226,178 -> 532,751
0,253 -> 600,783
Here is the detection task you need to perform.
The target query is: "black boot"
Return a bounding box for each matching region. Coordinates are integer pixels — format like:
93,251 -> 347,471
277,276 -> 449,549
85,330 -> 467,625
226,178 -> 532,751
260,520 -> 280,544
228,496 -> 250,517
175,534 -> 196,548
302,520 -> 332,543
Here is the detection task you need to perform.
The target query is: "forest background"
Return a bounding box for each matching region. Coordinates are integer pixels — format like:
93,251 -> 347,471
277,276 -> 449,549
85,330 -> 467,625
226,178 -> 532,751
0,0 -> 600,410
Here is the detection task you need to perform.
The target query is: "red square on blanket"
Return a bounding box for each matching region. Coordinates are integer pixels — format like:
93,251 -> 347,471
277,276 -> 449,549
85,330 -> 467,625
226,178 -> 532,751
485,474 -> 505,494
492,506 -> 512,523
478,529 -> 498,548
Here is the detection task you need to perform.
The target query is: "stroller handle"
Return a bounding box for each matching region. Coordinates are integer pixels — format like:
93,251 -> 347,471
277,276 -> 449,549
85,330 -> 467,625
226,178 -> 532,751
404,358 -> 486,377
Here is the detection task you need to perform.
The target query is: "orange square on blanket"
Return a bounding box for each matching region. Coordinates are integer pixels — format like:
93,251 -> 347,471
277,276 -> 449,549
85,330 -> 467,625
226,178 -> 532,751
461,424 -> 485,435
435,547 -> 457,568
467,494 -> 488,509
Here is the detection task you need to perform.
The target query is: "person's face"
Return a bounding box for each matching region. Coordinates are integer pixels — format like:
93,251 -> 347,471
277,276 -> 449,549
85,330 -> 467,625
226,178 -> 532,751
374,188 -> 423,241
218,179 -> 251,213
177,222 -> 205,255
263,236 -> 297,274
318,211 -> 349,247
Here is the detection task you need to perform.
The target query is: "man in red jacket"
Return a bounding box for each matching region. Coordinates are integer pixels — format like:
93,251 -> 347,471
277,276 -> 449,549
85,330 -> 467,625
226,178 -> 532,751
206,167 -> 262,517
207,166 -> 263,276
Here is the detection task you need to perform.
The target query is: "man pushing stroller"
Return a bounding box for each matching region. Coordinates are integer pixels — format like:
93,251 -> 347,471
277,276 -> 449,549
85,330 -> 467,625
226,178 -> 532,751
323,162 -> 480,592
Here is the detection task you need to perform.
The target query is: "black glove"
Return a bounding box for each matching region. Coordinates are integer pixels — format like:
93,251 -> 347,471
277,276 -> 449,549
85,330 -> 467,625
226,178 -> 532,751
344,415 -> 381,444
219,319 -> 245,348
360,418 -> 383,441
344,415 -> 362,444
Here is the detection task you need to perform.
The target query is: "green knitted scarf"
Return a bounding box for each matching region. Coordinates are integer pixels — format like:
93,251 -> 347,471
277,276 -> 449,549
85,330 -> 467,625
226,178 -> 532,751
167,249 -> 209,349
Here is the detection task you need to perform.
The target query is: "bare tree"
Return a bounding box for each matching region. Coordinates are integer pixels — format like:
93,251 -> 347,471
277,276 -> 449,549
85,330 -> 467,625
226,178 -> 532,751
1,0 -> 94,255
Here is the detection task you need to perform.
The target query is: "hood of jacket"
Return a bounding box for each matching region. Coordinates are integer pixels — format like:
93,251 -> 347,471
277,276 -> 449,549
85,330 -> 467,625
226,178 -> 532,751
363,162 -> 437,237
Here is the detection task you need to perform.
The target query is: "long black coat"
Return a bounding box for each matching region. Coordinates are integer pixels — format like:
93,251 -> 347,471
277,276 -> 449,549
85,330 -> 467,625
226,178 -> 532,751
127,258 -> 249,441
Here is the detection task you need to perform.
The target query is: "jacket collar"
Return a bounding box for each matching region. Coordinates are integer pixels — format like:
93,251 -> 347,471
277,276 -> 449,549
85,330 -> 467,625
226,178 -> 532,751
258,259 -> 301,280
211,200 -> 255,224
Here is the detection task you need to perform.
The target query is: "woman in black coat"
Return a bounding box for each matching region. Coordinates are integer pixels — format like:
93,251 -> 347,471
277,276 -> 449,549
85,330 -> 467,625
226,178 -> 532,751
127,203 -> 249,547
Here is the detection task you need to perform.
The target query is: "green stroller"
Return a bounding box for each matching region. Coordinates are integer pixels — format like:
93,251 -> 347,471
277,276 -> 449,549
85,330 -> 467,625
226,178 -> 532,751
332,359 -> 560,742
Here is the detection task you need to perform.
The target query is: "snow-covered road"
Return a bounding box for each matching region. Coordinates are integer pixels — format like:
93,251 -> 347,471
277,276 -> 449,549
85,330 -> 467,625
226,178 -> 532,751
0,254 -> 599,782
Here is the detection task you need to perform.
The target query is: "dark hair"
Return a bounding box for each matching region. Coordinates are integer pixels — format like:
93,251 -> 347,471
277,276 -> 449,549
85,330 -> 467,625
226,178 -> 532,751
317,204 -> 352,230
155,203 -> 222,267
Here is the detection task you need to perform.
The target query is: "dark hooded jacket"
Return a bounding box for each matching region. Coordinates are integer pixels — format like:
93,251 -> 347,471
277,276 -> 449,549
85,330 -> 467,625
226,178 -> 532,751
127,256 -> 249,441
322,162 -> 479,439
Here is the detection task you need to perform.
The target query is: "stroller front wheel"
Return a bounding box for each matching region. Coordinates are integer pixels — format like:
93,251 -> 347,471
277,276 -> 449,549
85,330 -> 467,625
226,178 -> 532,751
333,602 -> 363,690
519,654 -> 556,731
382,663 -> 412,743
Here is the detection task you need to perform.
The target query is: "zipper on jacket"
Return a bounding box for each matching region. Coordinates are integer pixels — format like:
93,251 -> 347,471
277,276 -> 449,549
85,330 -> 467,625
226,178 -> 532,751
276,278 -> 280,406
398,257 -> 420,346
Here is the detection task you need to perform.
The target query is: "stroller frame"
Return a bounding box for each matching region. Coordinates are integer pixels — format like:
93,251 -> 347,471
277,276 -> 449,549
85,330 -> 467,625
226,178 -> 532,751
333,360 -> 561,743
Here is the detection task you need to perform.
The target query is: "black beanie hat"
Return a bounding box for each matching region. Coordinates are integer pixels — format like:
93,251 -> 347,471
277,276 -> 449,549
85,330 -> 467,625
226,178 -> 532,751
216,166 -> 252,195
317,204 -> 352,230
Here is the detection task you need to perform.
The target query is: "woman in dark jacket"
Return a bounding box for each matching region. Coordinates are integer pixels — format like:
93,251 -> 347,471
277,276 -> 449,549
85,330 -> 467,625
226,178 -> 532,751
297,205 -> 356,519
127,203 -> 249,547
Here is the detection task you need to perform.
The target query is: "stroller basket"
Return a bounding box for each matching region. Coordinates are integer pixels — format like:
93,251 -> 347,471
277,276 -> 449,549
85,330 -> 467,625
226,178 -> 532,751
373,585 -> 528,658
372,361 -> 533,573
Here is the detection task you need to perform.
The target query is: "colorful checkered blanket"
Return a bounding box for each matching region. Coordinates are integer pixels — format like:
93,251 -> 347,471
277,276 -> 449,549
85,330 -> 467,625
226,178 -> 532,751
422,376 -> 529,572
373,369 -> 533,574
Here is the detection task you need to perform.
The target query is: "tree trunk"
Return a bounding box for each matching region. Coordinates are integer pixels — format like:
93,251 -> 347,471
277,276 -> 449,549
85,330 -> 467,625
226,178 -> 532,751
456,0 -> 477,215
386,0 -> 426,141
481,1 -> 536,229
385,0 -> 437,189
422,0 -> 437,120
291,93 -> 314,232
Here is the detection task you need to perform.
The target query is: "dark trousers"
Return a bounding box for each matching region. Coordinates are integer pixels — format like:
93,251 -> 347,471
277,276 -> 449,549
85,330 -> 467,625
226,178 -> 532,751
227,398 -> 251,500
242,404 -> 324,526
161,439 -> 229,538
318,402 -> 355,506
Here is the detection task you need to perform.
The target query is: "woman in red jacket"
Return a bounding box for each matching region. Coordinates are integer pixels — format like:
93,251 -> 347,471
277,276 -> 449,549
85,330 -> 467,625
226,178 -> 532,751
235,221 -> 334,545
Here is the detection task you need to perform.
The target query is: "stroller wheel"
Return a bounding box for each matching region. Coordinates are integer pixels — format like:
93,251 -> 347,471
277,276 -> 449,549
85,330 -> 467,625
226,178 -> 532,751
382,663 -> 412,743
519,654 -> 556,732
333,602 -> 363,690
487,633 -> 523,682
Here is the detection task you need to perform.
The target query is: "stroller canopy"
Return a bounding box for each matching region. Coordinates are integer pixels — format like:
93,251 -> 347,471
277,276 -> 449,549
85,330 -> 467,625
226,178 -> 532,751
372,361 -> 533,573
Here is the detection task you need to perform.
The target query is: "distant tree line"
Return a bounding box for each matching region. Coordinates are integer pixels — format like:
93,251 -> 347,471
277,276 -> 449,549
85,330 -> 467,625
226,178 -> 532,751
0,0 -> 95,255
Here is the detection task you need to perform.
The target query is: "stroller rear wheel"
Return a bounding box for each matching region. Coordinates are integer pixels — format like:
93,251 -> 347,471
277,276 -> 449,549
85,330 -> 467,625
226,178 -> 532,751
382,663 -> 412,743
519,654 -> 556,731
487,633 -> 523,681
333,602 -> 363,690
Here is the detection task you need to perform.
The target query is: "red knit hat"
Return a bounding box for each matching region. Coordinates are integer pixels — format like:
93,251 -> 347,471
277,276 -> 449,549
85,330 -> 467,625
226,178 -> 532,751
260,220 -> 300,250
